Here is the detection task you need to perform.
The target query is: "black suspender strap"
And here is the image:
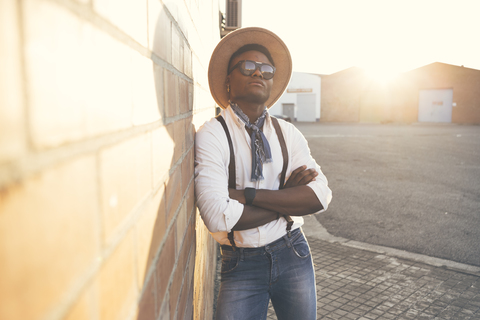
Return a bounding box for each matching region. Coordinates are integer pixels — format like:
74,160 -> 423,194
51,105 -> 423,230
216,116 -> 236,190
271,117 -> 294,232
216,115 -> 294,248
216,116 -> 237,249
271,117 -> 288,189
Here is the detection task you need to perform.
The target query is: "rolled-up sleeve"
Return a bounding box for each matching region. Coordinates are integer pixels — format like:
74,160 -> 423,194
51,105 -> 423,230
287,125 -> 332,213
194,121 -> 244,233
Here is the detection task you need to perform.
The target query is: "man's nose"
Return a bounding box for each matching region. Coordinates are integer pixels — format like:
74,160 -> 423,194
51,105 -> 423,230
252,67 -> 263,78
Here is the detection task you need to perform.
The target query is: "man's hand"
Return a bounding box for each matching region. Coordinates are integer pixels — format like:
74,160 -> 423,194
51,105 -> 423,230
283,165 -> 318,189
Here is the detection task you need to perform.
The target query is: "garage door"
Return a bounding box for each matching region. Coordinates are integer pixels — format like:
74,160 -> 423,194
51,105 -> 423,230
418,89 -> 453,123
296,94 -> 316,122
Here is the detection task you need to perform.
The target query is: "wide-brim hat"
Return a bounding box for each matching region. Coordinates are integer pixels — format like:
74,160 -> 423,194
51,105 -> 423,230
208,27 -> 292,109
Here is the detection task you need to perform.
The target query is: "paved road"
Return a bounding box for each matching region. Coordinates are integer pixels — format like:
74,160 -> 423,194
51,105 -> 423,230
295,122 -> 480,267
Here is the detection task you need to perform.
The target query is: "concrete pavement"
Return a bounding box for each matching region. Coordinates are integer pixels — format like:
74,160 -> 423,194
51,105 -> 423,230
265,216 -> 480,319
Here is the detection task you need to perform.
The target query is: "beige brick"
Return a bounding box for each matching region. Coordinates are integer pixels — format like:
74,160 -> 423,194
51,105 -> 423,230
172,27 -> 183,72
148,1 -> 171,63
176,275 -> 189,320
184,288 -> 194,320
164,70 -> 178,118
153,63 -> 165,119
175,201 -> 188,252
173,119 -> 185,163
64,283 -> 99,320
185,115 -> 194,150
163,0 -> 179,22
131,52 -> 160,126
184,216 -> 196,265
99,133 -> 152,242
193,85 -> 215,115
93,0 -> 147,46
168,253 -> 184,318
152,125 -> 174,186
191,56 -> 205,91
175,0 -> 189,38
187,31 -> 201,62
184,45 -> 192,78
181,148 -> 194,196
137,273 -> 156,320
83,30 -> 134,138
0,156 -> 100,320
185,183 -> 195,220
23,0 -> 133,148
155,229 -> 175,306
158,292 -> 170,320
23,0 -> 86,148
165,165 -> 182,224
0,0 -> 26,163
188,82 -> 194,111
192,107 -> 215,131
169,243 -> 191,318
98,230 -> 137,320
179,78 -> 188,114
136,185 -> 166,286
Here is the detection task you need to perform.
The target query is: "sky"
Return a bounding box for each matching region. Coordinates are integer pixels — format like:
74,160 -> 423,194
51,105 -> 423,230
240,0 -> 480,78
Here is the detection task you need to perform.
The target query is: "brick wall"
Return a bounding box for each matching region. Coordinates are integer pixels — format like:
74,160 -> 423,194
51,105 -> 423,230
396,63 -> 480,124
320,67 -> 364,122
0,0 -> 219,319
320,63 -> 480,124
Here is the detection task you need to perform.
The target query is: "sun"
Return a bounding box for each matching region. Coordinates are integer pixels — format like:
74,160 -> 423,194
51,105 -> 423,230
362,66 -> 400,86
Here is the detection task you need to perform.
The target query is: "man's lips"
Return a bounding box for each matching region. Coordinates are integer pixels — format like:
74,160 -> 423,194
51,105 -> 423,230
249,80 -> 265,87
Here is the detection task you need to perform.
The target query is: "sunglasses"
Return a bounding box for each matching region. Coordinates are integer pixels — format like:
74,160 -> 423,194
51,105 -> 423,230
228,60 -> 276,80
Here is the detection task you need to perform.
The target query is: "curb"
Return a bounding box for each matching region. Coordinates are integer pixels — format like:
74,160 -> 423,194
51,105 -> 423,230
302,215 -> 480,277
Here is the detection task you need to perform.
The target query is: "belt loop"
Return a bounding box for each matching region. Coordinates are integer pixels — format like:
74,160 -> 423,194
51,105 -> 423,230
287,230 -> 292,238
239,248 -> 245,261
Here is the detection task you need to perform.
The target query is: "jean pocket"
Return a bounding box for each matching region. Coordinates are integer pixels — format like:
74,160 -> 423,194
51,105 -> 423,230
221,255 -> 239,273
291,236 -> 311,259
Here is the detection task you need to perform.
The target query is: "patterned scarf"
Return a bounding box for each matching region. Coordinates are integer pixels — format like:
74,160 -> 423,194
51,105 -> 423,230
230,102 -> 272,181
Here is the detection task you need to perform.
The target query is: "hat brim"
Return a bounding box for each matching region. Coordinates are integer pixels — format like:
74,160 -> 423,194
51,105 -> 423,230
208,27 -> 292,109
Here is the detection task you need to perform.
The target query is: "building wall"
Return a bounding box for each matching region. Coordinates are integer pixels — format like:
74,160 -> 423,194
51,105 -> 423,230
320,67 -> 365,122
320,63 -> 480,124
270,72 -> 321,121
393,63 -> 480,124
0,0 -> 219,319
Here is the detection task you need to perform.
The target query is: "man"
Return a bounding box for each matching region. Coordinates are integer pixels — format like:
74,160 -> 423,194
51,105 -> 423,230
195,27 -> 332,320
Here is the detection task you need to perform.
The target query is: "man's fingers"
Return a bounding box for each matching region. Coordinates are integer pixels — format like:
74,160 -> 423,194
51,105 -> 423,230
285,166 -> 307,186
291,165 -> 307,176
298,170 -> 318,185
285,166 -> 318,187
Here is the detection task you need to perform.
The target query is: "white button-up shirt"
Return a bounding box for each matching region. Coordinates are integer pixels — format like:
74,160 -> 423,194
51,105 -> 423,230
194,106 -> 332,247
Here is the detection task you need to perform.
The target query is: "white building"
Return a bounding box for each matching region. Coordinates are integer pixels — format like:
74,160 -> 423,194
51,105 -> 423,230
270,72 -> 322,122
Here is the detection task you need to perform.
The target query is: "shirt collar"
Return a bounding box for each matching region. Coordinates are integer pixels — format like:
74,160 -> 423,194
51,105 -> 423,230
226,105 -> 272,130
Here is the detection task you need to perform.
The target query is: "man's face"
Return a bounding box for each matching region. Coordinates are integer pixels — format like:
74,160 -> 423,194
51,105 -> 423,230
226,50 -> 273,105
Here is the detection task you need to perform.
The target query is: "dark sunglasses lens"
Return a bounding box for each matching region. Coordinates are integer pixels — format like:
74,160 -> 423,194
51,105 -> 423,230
242,61 -> 256,73
239,60 -> 274,79
260,65 -> 274,79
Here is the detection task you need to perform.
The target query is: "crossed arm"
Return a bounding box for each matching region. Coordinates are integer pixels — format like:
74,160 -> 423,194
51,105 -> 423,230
229,165 -> 324,231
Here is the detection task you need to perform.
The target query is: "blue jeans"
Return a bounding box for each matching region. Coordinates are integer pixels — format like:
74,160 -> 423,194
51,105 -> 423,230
215,228 -> 317,320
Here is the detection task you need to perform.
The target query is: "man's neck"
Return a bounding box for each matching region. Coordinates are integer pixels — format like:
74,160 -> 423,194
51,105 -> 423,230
232,101 -> 265,123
